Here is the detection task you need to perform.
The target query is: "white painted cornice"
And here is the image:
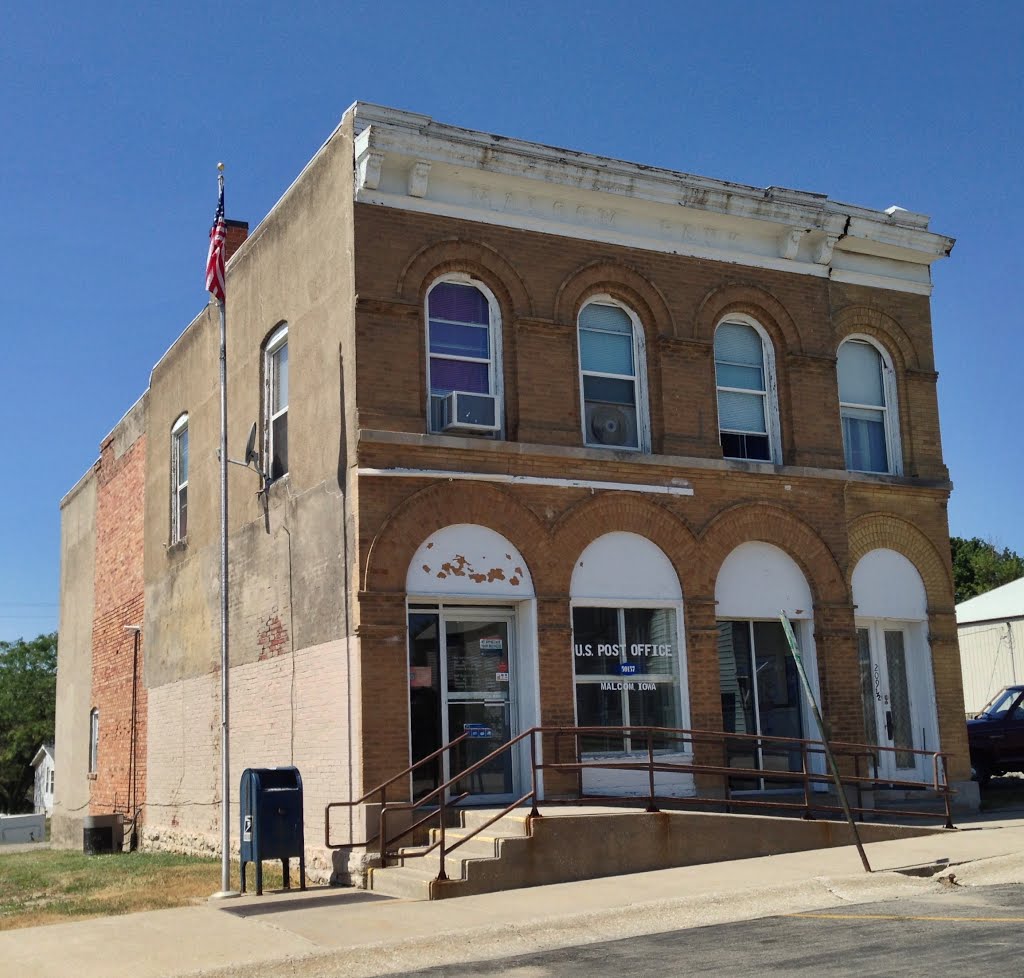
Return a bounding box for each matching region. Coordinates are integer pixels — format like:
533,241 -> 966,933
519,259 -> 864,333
347,102 -> 954,295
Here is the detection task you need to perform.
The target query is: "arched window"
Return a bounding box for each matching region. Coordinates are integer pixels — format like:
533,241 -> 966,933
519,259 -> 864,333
170,413 -> 188,543
837,337 -> 902,475
577,297 -> 649,452
715,542 -> 820,790
426,277 -> 503,436
714,318 -> 780,462
263,324 -> 289,480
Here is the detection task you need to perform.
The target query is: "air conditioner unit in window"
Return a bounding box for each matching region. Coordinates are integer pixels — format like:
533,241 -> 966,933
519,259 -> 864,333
437,391 -> 499,433
586,403 -> 638,448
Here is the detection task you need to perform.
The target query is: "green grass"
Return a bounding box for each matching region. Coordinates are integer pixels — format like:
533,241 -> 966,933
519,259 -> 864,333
0,850 -> 286,931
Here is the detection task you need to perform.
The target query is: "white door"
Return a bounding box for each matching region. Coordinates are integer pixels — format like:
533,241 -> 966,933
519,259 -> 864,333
857,622 -> 928,781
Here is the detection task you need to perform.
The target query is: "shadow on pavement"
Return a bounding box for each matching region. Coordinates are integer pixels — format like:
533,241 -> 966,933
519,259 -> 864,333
221,888 -> 391,917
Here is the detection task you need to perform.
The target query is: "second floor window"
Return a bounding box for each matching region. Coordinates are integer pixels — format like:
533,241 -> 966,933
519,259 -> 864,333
426,278 -> 502,435
714,320 -> 780,463
171,414 -> 188,542
578,298 -> 648,452
265,325 -> 288,479
837,337 -> 901,475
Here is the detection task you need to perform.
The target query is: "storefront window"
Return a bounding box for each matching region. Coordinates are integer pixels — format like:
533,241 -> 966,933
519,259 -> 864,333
572,606 -> 681,753
717,619 -> 804,789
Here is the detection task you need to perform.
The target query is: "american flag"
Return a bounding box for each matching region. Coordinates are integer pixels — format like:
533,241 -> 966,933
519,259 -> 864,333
206,176 -> 226,301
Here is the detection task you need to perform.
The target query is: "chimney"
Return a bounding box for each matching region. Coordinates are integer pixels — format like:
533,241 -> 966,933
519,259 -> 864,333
224,220 -> 249,264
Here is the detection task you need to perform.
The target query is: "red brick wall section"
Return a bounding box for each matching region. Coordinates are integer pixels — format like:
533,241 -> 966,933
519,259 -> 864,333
89,433 -> 147,820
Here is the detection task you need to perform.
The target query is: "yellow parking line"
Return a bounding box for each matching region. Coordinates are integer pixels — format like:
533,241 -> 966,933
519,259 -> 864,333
786,913 -> 1024,923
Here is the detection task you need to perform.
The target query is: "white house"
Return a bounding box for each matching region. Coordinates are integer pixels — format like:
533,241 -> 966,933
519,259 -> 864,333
957,577 -> 1024,715
31,743 -> 55,817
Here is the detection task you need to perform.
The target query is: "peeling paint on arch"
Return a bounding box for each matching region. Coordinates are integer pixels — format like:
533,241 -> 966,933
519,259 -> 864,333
407,524 -> 534,598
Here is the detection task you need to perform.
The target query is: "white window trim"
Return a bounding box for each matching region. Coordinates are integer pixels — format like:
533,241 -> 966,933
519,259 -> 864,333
576,294 -> 651,453
569,598 -> 690,755
713,315 -> 782,464
170,413 -> 188,544
88,708 -> 99,774
838,334 -> 903,476
424,274 -> 504,437
264,323 -> 289,478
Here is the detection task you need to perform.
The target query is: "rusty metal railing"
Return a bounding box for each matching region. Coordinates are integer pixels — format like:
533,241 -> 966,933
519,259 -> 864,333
324,723 -> 955,882
323,731 -> 470,849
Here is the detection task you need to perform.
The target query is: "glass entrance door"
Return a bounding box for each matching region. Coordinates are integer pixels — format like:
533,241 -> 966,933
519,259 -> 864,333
857,623 -> 922,781
443,614 -> 516,801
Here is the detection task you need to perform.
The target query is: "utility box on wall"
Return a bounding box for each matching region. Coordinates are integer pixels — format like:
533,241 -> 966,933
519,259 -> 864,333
239,767 -> 306,895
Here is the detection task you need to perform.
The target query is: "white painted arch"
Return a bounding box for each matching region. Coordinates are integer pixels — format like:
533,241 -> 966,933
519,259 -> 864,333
715,541 -> 813,619
571,531 -> 682,601
851,548 -> 927,621
406,523 -> 534,598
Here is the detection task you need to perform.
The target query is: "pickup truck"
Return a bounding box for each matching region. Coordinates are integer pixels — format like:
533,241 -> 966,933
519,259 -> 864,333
968,685 -> 1024,783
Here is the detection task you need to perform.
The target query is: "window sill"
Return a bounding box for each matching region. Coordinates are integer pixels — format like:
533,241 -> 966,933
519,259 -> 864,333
264,472 -> 291,494
166,539 -> 188,557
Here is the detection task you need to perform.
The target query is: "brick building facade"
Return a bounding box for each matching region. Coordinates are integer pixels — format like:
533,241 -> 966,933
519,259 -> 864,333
57,103 -> 968,880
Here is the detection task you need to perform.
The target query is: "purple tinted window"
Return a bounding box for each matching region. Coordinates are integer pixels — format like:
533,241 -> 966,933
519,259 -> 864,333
428,282 -> 489,325
429,321 -> 489,359
430,358 -> 489,394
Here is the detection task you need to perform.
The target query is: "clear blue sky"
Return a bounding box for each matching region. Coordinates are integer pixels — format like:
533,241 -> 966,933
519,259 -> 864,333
1,2 -> 1021,642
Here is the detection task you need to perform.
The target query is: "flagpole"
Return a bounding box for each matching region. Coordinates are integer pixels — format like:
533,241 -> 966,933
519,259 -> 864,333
211,162 -> 237,899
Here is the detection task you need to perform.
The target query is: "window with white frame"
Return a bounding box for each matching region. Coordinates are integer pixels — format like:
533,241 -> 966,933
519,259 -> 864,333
170,413 -> 188,543
264,325 -> 288,479
89,708 -> 99,774
426,277 -> 502,435
577,298 -> 648,451
572,606 -> 683,752
714,319 -> 780,463
837,337 -> 901,474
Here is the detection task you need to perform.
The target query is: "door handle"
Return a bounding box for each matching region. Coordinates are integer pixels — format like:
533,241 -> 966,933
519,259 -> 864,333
885,710 -> 894,741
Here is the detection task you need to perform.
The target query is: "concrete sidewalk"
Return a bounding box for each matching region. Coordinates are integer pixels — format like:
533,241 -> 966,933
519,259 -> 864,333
3,813 -> 1024,978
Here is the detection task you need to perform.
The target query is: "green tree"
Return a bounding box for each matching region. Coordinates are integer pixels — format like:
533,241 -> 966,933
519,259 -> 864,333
0,632 -> 57,813
951,537 -> 1024,605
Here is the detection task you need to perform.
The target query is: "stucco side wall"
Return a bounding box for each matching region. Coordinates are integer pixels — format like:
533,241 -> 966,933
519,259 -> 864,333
143,115 -> 357,686
53,471 -> 98,848
143,638 -> 357,882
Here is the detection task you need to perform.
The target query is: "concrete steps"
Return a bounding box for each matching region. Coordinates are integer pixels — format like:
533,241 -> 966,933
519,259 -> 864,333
366,805 -> 945,901
367,809 -> 533,900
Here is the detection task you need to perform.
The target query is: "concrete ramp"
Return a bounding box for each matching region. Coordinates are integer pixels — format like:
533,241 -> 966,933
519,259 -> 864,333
367,807 -> 945,900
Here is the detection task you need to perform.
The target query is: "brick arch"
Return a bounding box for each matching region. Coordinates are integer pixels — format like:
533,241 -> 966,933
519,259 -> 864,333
549,493 -> 698,597
552,260 -> 676,339
832,305 -> 921,371
396,237 -> 534,319
847,513 -> 952,609
363,480 -> 552,594
693,282 -> 804,354
697,502 -> 847,606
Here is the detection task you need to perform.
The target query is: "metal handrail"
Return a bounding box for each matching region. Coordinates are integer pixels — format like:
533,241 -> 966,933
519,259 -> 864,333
378,727 -> 541,881
327,722 -> 957,880
324,731 -> 470,848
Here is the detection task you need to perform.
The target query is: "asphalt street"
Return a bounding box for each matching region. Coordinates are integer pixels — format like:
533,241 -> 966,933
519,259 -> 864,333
398,884 -> 1024,977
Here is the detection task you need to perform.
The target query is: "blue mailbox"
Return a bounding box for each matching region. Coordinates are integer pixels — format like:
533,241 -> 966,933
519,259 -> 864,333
240,766 -> 306,896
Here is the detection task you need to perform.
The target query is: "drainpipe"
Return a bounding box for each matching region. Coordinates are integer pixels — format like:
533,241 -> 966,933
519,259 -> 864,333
124,624 -> 142,850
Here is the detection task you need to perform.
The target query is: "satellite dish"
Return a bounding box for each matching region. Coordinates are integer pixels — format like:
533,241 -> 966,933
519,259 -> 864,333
243,422 -> 258,467
590,406 -> 631,447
